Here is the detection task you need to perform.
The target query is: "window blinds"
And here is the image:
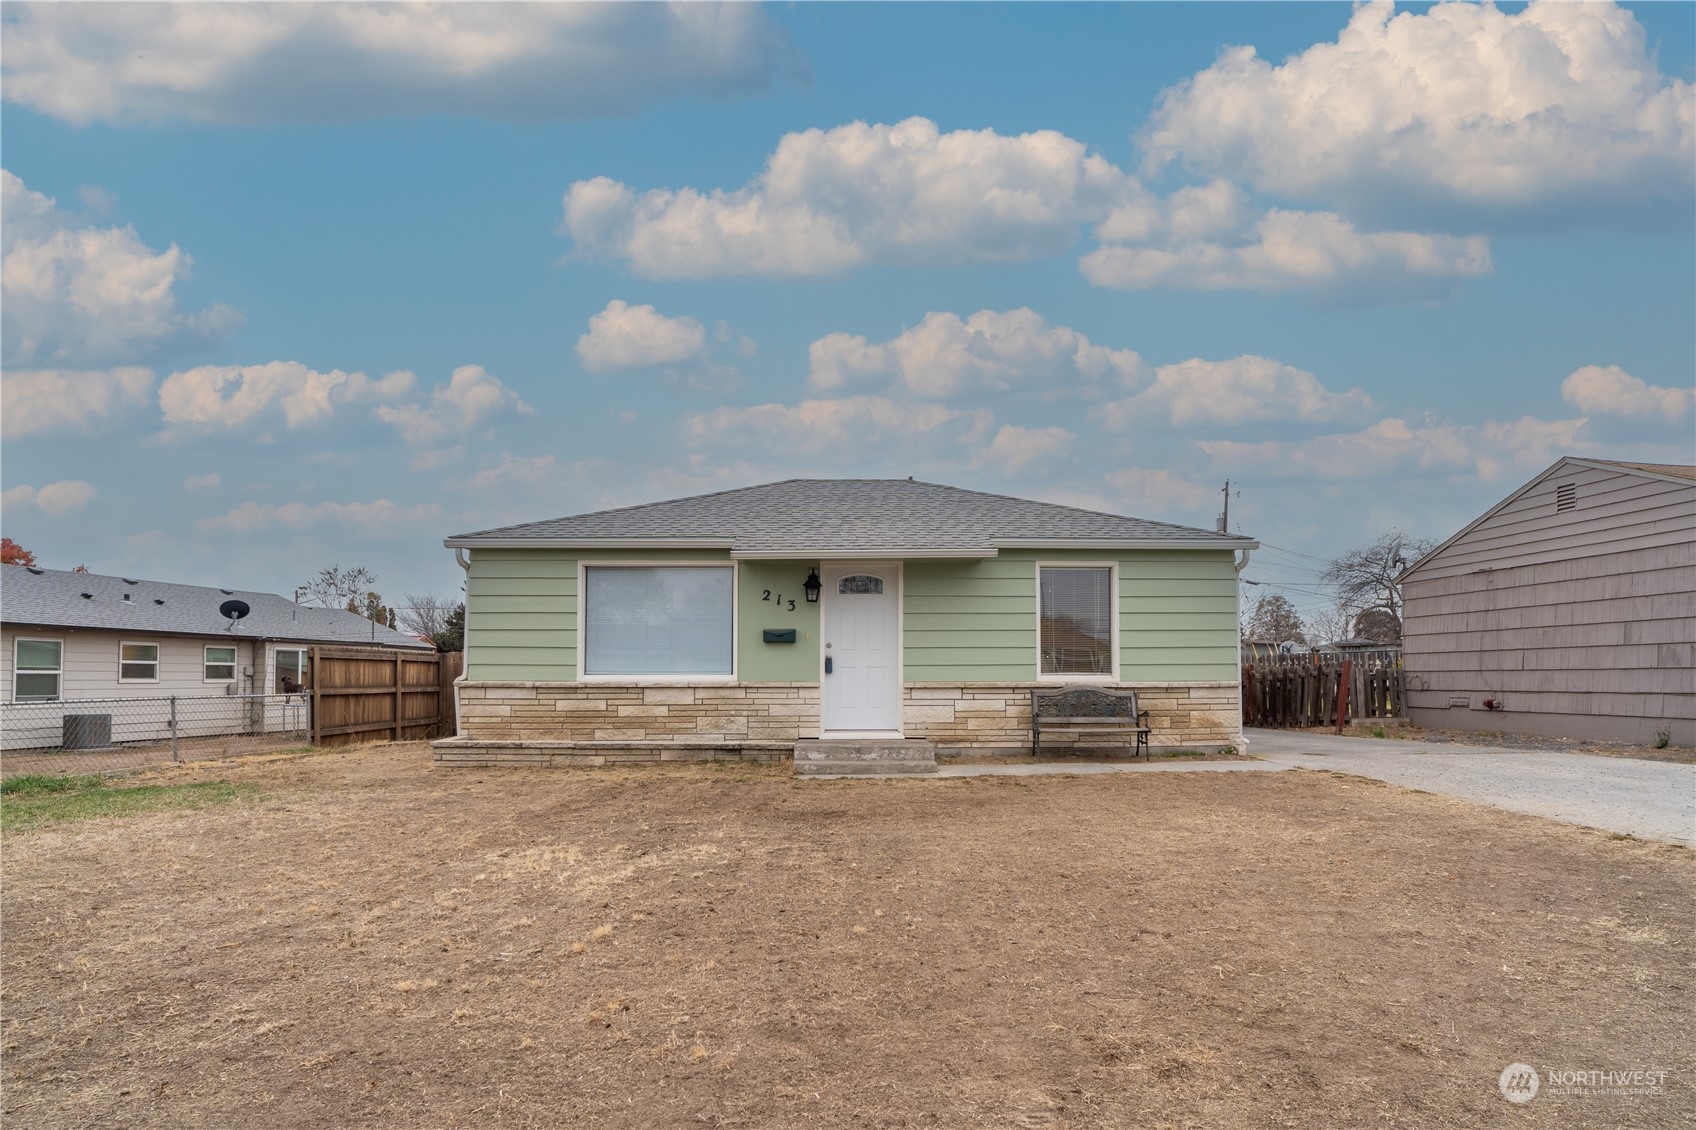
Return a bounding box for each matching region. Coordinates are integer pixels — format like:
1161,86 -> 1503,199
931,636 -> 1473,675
1039,567 -> 1112,675
584,566 -> 734,676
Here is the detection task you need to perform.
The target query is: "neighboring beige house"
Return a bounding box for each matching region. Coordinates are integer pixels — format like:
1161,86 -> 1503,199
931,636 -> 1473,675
1400,458 -> 1695,747
1,565 -> 431,749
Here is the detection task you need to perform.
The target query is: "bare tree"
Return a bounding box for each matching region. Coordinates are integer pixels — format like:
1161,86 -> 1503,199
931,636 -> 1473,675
1318,531 -> 1435,642
1242,593 -> 1307,645
1306,603 -> 1354,647
300,564 -> 378,609
397,592 -> 457,639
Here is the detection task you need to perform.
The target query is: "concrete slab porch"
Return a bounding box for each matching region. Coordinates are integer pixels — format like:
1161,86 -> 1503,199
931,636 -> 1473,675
793,738 -> 938,777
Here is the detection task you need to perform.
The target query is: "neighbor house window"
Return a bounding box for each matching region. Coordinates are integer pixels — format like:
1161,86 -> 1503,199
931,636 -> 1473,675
204,646 -> 237,682
1039,566 -> 1113,677
119,641 -> 160,682
583,566 -> 733,677
14,638 -> 62,701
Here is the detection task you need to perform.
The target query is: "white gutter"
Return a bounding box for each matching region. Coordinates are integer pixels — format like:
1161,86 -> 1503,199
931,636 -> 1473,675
445,537 -> 1259,554
731,547 -> 998,560
451,547 -> 471,738
442,536 -> 732,550
998,537 -> 1261,551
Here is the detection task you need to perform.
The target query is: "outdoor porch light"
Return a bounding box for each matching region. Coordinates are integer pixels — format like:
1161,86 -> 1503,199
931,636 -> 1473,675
803,568 -> 822,603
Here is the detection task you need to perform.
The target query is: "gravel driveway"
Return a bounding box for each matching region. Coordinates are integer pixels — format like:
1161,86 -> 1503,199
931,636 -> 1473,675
1245,727 -> 1696,847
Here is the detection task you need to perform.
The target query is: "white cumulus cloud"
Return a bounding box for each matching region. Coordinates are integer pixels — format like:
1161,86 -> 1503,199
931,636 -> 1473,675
1081,209 -> 1491,298
980,425 -> 1074,473
1092,355 -> 1377,429
2,2 -> 800,125
1,169 -> 239,365
1,479 -> 97,516
562,117 -> 1134,277
158,360 -> 415,432
374,364 -> 532,444
1560,365 -> 1692,421
182,472 -> 221,493
681,395 -> 994,462
1144,0 -> 1695,226
195,498 -> 442,535
808,308 -> 1145,397
1,366 -> 154,438
1104,467 -> 1220,518
1199,415 -> 1591,482
575,300 -> 708,372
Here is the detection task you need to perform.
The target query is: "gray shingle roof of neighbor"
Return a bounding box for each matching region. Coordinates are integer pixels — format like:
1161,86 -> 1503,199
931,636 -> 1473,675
0,566 -> 435,648
445,478 -> 1257,555
1577,458 -> 1696,482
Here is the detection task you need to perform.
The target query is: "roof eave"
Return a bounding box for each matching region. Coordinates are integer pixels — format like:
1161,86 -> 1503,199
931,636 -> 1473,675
443,537 -> 735,550
995,537 -> 1259,550
730,547 -> 999,560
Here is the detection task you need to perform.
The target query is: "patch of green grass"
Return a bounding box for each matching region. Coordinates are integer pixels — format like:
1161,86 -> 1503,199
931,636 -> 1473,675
1,775 -> 258,831
1370,726 -> 1388,739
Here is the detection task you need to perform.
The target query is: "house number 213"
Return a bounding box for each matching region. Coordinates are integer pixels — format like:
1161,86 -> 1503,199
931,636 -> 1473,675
761,590 -> 796,611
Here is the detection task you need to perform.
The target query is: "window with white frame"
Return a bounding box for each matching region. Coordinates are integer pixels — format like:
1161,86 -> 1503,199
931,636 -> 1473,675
119,641 -> 160,682
204,645 -> 237,682
583,566 -> 733,677
14,638 -> 62,701
1039,566 -> 1113,676
276,648 -> 309,693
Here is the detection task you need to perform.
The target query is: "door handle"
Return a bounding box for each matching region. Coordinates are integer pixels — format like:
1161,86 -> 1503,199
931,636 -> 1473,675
825,656 -> 833,675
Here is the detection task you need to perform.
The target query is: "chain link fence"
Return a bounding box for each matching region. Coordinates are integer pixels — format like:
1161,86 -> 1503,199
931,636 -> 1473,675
1,693 -> 314,779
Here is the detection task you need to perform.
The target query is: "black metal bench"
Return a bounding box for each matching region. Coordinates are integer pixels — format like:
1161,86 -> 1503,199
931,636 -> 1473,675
1030,685 -> 1150,759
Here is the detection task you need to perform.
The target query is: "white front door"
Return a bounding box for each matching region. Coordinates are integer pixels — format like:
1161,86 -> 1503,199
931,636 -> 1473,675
821,563 -> 901,734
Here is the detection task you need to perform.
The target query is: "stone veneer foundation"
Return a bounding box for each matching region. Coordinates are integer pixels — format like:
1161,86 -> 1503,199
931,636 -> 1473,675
435,680 -> 1241,767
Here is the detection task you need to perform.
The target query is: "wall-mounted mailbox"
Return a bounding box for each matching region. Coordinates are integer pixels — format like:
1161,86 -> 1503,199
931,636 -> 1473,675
762,628 -> 798,644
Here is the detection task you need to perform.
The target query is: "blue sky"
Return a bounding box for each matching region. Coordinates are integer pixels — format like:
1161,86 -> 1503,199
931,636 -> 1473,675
2,1 -> 1692,629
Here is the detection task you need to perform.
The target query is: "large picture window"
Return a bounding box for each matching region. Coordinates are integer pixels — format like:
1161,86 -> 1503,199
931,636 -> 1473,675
1039,566 -> 1113,677
583,566 -> 734,677
14,638 -> 62,701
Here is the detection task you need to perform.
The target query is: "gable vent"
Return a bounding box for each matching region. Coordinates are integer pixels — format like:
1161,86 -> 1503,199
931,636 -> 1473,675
1555,482 -> 1577,512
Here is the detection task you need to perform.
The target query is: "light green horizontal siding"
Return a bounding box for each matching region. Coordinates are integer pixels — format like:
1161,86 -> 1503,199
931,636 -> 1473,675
466,544 -> 1239,685
904,549 -> 1240,683
1120,550 -> 1238,681
738,559 -> 820,682
904,557 -> 1037,680
466,549 -> 576,680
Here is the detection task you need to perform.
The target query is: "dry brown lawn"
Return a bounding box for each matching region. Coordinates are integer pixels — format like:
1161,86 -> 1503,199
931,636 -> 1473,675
3,743 -> 1691,1129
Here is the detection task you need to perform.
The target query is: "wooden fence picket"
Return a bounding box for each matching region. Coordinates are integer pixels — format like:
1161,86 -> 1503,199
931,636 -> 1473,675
1240,648 -> 1405,729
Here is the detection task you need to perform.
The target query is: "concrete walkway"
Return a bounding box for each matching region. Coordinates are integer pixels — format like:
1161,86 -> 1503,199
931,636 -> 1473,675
1245,728 -> 1696,848
932,759 -> 1283,778
806,731 -> 1696,848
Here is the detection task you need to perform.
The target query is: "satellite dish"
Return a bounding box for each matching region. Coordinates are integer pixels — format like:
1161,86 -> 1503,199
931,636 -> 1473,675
219,599 -> 251,622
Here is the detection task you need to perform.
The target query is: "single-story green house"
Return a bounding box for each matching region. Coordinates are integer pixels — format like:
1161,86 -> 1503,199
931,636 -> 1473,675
434,478 -> 1256,768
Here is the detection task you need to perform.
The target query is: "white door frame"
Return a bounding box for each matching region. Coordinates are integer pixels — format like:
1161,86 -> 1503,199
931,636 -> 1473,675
819,560 -> 904,737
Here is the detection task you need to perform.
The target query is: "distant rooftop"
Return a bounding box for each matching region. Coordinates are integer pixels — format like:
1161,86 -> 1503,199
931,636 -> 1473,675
1,566 -> 433,648
1578,459 -> 1696,482
446,478 -> 1256,556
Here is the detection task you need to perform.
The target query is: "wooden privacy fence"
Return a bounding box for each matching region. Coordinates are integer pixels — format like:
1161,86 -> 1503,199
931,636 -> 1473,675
309,647 -> 463,745
1242,651 -> 1405,729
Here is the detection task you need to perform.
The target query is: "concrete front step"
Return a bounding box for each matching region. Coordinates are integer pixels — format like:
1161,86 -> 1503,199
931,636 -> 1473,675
793,738 -> 937,776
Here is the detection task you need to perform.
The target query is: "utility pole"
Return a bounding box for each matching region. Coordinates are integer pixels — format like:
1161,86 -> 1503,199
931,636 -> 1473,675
1217,480 -> 1232,534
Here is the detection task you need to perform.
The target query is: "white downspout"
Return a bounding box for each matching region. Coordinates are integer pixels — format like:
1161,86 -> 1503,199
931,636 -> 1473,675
1233,547 -> 1253,750
452,547 -> 471,738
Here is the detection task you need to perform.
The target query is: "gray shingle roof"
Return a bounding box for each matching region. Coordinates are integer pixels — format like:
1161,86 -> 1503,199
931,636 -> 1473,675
0,566 -> 434,648
446,478 -> 1256,554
